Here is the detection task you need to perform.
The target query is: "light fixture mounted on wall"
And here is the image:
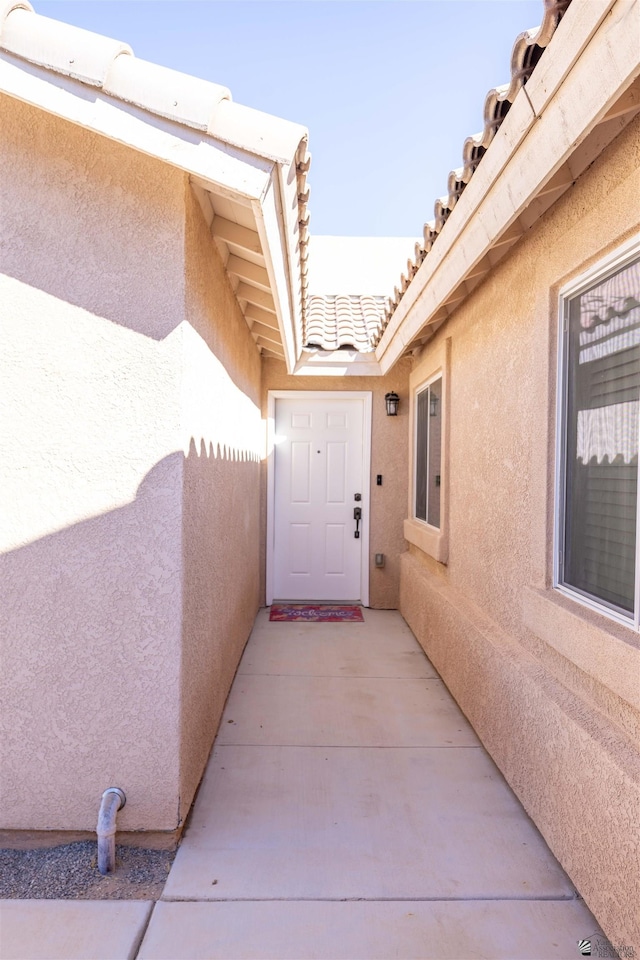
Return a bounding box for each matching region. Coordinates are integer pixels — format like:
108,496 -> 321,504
385,392 -> 399,416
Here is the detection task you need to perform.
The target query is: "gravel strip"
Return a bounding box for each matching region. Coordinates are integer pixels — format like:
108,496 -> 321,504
0,841 -> 175,900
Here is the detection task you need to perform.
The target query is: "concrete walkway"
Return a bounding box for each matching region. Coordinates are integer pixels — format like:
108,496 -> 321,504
1,609 -> 601,959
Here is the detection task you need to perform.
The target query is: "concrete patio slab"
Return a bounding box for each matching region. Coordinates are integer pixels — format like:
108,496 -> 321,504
0,900 -> 152,960
163,745 -> 574,901
238,608 -> 435,678
218,675 -> 479,747
139,899 -> 601,960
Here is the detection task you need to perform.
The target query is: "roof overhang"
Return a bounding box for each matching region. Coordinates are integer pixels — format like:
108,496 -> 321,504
0,0 -> 310,373
376,0 -> 640,373
293,349 -> 382,376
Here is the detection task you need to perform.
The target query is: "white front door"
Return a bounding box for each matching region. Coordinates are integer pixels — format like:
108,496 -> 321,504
272,395 -> 369,601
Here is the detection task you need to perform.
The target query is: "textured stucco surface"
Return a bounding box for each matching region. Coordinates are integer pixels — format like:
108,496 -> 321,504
0,97 -> 186,831
261,359 -> 411,609
0,96 -> 262,837
179,187 -> 262,823
400,116 -> 640,944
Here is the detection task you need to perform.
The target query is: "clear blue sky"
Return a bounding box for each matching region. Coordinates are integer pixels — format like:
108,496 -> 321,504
38,1 -> 543,236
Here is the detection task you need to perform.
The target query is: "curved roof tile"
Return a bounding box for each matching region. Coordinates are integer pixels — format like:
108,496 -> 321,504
0,0 -> 312,354
383,0 -> 572,326
0,3 -> 133,87
103,53 -> 231,132
305,295 -> 387,352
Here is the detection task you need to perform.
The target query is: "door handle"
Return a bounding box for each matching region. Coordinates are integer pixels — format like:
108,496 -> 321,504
353,506 -> 362,538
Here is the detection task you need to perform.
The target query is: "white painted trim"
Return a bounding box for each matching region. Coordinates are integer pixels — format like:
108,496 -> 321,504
361,393 -> 373,607
553,235 -> 640,631
274,160 -> 304,367
553,284 -> 569,599
252,173 -> 297,374
266,391 -> 372,606
553,584 -> 637,630
407,338 -> 450,564
412,371 -> 442,528
0,54 -> 272,200
293,351 -> 383,377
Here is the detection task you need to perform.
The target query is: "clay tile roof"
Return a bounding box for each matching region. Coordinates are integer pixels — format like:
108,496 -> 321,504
382,0 -> 572,331
0,0 -> 311,355
305,295 -> 387,352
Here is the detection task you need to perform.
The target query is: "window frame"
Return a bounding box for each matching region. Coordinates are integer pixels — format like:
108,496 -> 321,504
413,373 -> 443,530
554,234 -> 640,631
405,337 -> 450,564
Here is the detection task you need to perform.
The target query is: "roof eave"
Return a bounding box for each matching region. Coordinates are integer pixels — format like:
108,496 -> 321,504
0,51 -> 274,200
376,0 -> 640,373
0,51 -> 307,371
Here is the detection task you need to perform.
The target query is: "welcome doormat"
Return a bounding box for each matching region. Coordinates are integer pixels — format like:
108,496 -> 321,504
269,604 -> 364,622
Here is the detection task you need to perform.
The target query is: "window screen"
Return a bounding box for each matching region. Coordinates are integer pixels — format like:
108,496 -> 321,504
415,377 -> 442,528
560,256 -> 639,617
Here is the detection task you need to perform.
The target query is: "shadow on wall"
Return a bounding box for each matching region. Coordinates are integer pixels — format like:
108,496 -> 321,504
179,435 -> 261,822
187,435 -> 261,464
1,443 -> 261,833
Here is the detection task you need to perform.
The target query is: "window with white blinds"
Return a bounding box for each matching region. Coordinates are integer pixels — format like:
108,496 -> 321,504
557,243 -> 639,627
414,376 -> 442,528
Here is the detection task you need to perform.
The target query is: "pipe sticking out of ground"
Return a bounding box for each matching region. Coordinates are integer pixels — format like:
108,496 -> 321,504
97,787 -> 126,875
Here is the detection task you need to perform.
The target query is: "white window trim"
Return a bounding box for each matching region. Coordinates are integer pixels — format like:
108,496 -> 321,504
554,234 -> 640,631
405,338 -> 450,564
413,373 -> 442,528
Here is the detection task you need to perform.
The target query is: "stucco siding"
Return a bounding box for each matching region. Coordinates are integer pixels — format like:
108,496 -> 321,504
261,359 -> 411,609
401,115 -> 640,943
0,97 -> 186,831
179,187 -> 262,822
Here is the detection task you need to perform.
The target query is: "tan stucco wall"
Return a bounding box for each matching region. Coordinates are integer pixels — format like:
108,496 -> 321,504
0,96 -> 185,832
179,187 -> 262,822
0,96 -> 263,838
261,359 -> 411,608
400,115 -> 640,943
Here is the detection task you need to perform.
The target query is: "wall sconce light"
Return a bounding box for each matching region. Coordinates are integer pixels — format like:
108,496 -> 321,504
430,394 -> 439,417
385,392 -> 399,416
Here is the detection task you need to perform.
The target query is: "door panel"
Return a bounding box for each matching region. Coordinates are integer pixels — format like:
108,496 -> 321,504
326,442 -> 347,502
273,397 -> 365,601
290,442 -> 311,502
289,524 -> 311,575
325,523 -> 346,574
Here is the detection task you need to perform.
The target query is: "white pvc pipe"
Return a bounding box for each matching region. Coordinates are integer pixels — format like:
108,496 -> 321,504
97,787 -> 126,875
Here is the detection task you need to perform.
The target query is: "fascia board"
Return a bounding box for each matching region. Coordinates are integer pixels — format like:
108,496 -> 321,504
252,173 -> 298,375
376,0 -> 638,373
293,353 -> 382,376
275,159 -> 304,364
524,0 -> 619,115
0,52 -> 271,201
1,52 -> 303,371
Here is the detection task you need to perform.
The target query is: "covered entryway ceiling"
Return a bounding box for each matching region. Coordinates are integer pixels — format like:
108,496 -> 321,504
191,180 -> 290,363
